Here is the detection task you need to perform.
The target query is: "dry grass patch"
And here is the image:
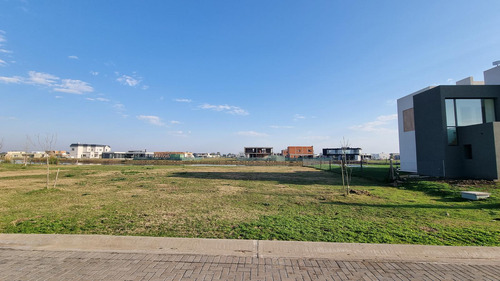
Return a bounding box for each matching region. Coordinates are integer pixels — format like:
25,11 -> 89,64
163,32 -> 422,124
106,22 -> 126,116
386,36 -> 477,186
0,163 -> 498,245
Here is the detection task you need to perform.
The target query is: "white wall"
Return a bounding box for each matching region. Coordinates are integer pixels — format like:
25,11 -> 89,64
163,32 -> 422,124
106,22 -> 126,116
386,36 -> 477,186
397,87 -> 434,173
484,66 -> 500,85
69,144 -> 110,158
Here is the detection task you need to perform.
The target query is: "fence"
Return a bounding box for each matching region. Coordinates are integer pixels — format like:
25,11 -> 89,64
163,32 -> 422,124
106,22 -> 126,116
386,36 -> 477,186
303,158 -> 399,183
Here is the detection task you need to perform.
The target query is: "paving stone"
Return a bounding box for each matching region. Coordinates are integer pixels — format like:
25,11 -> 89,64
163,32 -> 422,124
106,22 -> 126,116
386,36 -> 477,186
0,248 -> 499,281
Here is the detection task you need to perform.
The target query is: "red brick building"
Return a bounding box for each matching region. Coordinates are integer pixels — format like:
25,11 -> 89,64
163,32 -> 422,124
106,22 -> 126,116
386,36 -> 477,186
282,146 -> 314,158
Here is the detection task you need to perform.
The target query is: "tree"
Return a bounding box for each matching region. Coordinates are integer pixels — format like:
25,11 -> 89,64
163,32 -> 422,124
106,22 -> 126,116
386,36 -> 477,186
23,135 -> 31,166
30,134 -> 57,189
339,137 -> 353,196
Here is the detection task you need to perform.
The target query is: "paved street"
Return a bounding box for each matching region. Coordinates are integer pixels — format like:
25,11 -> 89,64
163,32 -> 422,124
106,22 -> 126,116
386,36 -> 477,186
0,234 -> 499,281
2,248 -> 500,281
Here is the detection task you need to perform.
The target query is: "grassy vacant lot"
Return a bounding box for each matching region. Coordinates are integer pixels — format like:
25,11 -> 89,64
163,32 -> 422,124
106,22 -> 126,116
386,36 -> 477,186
0,163 -> 498,246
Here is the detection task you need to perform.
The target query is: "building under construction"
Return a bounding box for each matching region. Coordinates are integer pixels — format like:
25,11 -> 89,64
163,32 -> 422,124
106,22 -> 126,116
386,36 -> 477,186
244,147 -> 273,158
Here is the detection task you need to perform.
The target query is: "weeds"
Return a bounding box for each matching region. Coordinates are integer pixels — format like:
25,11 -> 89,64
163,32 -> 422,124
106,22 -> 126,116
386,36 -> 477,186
0,164 -> 498,246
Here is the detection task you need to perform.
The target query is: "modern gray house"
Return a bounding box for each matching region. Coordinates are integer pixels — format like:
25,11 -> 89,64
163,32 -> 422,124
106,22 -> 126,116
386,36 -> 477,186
398,63 -> 500,179
322,147 -> 361,161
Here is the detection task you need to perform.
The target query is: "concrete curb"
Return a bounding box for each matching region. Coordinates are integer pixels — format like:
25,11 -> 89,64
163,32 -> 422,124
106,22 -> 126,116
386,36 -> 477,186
0,234 -> 499,265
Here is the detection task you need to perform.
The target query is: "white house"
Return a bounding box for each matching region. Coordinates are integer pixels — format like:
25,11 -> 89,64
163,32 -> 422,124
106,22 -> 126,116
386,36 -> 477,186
69,143 -> 111,159
371,152 -> 391,160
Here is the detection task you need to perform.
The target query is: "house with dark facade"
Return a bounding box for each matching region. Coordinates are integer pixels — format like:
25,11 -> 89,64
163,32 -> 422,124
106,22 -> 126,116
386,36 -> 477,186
102,150 -> 154,159
398,63 -> 500,179
322,147 -> 361,161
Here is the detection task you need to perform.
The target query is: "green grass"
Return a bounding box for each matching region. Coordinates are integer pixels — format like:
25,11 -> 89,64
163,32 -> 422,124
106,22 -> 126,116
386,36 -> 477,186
0,163 -> 498,246
310,164 -> 394,183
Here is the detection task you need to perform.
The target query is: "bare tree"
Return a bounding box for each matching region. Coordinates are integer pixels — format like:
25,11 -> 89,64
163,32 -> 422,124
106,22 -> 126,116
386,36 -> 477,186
23,135 -> 31,166
30,134 -> 57,189
340,137 -> 353,196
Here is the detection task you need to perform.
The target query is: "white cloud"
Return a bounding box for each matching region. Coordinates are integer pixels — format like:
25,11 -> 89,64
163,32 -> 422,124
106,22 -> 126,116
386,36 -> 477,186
68,55 -> 79,60
236,131 -> 268,137
376,114 -> 397,122
0,71 -> 94,95
54,79 -> 93,94
0,31 -> 6,43
27,71 -> 59,86
200,103 -> 249,116
137,115 -> 165,126
113,103 -> 125,110
170,120 -> 181,124
0,49 -> 13,54
350,114 -> 398,133
90,71 -> 99,76
0,76 -> 22,83
168,130 -> 190,137
112,103 -> 127,117
141,85 -> 149,90
116,73 -> 141,87
55,96 -> 63,99
0,59 -> 6,66
293,114 -> 306,121
174,98 -> 192,103
86,97 -> 109,102
269,125 -> 294,129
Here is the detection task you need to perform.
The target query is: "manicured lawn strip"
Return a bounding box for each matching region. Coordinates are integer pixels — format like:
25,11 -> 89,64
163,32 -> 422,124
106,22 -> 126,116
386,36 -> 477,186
0,164 -> 498,246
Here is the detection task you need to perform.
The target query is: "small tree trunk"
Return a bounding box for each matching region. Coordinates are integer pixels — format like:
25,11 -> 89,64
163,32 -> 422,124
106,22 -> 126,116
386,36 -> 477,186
53,168 -> 60,189
341,159 -> 347,196
46,156 -> 49,189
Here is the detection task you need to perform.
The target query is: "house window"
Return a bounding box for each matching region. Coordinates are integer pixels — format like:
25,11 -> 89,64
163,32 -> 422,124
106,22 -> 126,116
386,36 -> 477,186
445,98 -> 495,145
403,108 -> 415,132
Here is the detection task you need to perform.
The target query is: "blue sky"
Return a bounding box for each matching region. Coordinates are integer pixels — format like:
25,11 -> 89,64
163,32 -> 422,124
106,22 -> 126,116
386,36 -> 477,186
1,1 -> 499,154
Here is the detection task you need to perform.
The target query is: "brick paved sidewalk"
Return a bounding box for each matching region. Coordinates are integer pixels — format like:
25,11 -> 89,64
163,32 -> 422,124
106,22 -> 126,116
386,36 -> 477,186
1,248 -> 499,281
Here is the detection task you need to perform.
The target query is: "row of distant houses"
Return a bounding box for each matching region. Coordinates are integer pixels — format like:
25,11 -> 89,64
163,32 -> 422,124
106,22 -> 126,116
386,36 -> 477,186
2,150 -> 68,160
59,143 -> 397,161
2,143 -> 398,161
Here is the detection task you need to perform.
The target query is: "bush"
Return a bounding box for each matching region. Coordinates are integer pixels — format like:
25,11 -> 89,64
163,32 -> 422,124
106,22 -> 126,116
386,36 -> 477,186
48,156 -> 59,165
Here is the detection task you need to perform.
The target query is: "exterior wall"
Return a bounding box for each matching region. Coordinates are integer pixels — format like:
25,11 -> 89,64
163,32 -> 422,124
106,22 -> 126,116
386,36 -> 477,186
371,153 -> 390,160
322,148 -> 361,161
456,122 -> 500,179
456,76 -> 484,85
484,66 -> 500,85
244,147 -> 273,158
397,87 -> 434,173
412,85 -> 500,178
5,151 -> 25,159
285,146 -> 313,158
69,144 -> 111,159
413,87 -> 446,177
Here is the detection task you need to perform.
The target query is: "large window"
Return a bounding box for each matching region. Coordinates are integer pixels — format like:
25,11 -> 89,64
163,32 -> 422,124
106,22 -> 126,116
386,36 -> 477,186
445,98 -> 495,145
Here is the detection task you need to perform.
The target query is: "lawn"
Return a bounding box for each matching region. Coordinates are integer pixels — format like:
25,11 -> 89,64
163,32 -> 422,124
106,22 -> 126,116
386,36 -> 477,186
0,163 -> 498,246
